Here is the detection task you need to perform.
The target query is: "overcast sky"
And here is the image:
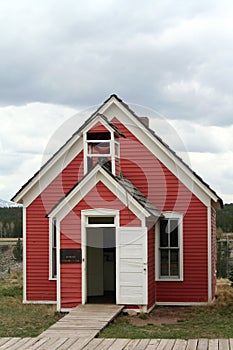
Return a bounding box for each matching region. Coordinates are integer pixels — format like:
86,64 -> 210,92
0,0 -> 232,203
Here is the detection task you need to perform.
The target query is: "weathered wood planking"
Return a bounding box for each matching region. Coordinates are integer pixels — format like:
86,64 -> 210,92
40,304 -> 123,339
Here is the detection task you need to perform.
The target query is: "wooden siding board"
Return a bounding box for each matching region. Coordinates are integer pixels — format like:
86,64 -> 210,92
147,224 -> 155,309
211,207 -> 217,299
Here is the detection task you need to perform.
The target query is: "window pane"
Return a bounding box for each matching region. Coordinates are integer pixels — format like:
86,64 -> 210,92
52,248 -> 57,277
88,142 -> 110,155
160,220 -> 168,247
160,249 -> 169,276
87,132 -> 110,140
170,249 -> 179,276
170,219 -> 178,247
88,216 -> 114,225
52,219 -> 56,248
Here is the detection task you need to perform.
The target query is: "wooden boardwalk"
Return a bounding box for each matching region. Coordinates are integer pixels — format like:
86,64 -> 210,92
1,305 -> 233,349
40,304 -> 123,338
0,337 -> 233,349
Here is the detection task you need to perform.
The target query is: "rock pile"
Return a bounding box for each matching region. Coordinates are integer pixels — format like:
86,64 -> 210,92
0,245 -> 22,278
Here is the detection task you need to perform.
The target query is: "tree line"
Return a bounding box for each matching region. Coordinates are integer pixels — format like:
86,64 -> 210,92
216,203 -> 233,233
0,207 -> 22,238
0,202 -> 231,239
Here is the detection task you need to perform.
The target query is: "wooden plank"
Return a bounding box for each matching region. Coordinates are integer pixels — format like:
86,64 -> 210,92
230,339 -> 233,350
134,339 -> 150,350
0,338 -> 21,349
67,337 -> 95,350
145,339 -> 161,350
172,339 -> 187,350
81,338 -> 104,350
208,339 -> 218,350
16,338 -> 43,350
186,339 -> 198,350
0,339 -> 12,347
197,339 -> 208,350
123,339 -> 141,350
219,339 -> 229,350
55,337 -> 83,350
103,338 -> 130,350
94,339 -> 116,350
5,338 -> 34,350
156,339 -> 174,350
26,337 -> 50,350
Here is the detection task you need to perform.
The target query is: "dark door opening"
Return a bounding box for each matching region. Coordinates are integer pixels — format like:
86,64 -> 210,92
86,227 -> 116,304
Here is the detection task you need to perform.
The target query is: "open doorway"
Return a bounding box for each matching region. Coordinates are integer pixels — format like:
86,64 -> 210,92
86,227 -> 116,303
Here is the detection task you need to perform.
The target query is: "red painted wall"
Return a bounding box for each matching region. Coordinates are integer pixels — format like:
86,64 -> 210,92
211,207 -> 217,299
147,223 -> 155,309
112,118 -> 209,303
60,181 -> 141,308
26,152 -> 84,301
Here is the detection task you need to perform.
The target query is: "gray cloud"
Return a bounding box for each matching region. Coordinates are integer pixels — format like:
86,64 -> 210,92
0,1 -> 233,126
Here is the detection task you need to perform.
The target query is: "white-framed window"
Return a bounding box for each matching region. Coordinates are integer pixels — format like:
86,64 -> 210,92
49,218 -> 57,280
156,212 -> 183,281
84,130 -> 120,175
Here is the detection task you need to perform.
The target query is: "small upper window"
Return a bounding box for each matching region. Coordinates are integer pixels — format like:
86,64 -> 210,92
84,131 -> 120,175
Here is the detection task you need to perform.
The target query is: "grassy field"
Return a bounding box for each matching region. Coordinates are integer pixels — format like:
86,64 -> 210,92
100,285 -> 233,339
0,275 -> 63,337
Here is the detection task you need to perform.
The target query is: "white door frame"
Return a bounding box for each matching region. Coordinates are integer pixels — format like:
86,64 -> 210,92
81,209 -> 119,304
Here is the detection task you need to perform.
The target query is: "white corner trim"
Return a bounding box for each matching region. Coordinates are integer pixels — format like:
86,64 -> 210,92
155,212 -> 184,282
56,221 -> 61,311
207,204 -> 212,302
48,217 -> 53,280
23,206 -> 27,303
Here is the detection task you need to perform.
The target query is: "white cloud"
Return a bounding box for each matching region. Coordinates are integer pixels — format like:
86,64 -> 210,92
0,0 -> 232,203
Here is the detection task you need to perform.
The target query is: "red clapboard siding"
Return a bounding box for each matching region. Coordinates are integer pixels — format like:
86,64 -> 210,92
60,181 -> 140,308
88,122 -> 109,133
112,118 -> 209,303
211,207 -> 217,299
147,224 -> 155,309
26,152 -> 83,301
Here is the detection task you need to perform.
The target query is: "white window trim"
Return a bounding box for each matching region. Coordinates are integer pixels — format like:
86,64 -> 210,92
155,211 -> 183,282
49,217 -> 57,281
83,127 -> 119,176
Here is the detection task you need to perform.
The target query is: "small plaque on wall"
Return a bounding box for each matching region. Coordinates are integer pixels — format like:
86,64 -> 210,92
60,249 -> 82,263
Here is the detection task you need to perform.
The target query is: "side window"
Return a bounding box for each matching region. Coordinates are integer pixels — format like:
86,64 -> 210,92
157,213 -> 183,281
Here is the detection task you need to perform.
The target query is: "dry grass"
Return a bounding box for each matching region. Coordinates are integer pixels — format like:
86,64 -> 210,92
215,280 -> 233,306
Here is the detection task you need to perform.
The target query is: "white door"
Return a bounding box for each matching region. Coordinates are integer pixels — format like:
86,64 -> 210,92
116,227 -> 147,305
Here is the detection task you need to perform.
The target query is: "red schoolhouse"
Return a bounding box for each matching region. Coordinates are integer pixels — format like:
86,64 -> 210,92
12,95 -> 222,312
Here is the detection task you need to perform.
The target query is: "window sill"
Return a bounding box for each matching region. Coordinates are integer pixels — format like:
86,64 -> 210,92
156,278 -> 183,282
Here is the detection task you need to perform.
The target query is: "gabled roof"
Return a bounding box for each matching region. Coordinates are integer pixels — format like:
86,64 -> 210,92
48,164 -> 161,221
12,94 -> 223,209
